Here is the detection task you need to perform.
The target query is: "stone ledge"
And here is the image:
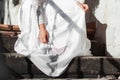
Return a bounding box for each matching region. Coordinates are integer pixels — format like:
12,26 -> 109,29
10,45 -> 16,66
20,78 -> 108,80
0,53 -> 120,79
0,24 -> 19,31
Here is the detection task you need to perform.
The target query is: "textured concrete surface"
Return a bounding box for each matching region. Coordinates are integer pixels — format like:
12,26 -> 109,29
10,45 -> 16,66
0,53 -> 120,80
18,79 -> 113,80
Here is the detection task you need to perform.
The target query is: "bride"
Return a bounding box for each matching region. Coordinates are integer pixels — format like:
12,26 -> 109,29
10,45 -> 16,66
14,0 -> 92,77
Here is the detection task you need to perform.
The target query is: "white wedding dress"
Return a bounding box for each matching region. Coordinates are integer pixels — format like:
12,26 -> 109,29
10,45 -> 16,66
14,0 -> 91,77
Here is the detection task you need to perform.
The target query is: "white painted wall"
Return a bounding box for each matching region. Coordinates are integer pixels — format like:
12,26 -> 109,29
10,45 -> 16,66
94,0 -> 120,57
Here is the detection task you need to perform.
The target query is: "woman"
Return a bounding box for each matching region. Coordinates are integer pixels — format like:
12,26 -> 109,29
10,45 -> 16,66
14,0 -> 92,77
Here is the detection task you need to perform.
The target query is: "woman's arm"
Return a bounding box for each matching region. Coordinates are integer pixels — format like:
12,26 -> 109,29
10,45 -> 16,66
38,24 -> 49,44
38,6 -> 49,43
37,0 -> 49,44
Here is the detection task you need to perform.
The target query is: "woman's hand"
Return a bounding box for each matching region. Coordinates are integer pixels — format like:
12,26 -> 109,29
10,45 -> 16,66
39,24 -> 49,44
77,2 -> 89,12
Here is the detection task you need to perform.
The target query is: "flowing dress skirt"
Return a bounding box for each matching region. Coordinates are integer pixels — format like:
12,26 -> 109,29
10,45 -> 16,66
14,0 -> 91,77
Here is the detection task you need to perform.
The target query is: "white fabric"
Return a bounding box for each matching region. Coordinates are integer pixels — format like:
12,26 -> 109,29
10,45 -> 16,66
14,0 -> 91,77
95,0 -> 120,58
75,0 -> 85,3
4,0 -> 22,25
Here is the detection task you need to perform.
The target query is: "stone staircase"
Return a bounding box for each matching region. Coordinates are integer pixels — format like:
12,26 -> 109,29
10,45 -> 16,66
1,53 -> 120,80
1,22 -> 118,80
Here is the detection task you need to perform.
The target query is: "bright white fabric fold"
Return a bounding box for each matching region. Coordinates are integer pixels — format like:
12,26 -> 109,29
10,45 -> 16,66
14,0 -> 91,77
75,0 -> 85,3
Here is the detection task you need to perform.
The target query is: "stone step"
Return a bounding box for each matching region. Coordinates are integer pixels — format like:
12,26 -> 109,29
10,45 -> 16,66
0,24 -> 19,31
0,53 -> 120,80
18,78 -> 115,80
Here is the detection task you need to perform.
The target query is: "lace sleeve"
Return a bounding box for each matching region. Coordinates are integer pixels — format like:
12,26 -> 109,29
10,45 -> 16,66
31,0 -> 47,24
37,5 -> 46,24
